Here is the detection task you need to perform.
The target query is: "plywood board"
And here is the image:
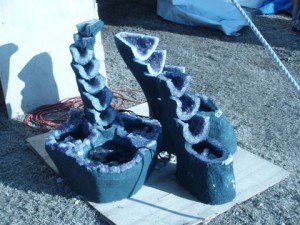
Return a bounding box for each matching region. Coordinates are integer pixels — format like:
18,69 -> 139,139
26,103 -> 289,225
0,0 -> 105,118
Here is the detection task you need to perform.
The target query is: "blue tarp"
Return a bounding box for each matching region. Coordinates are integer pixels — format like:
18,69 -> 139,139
257,0 -> 292,14
157,0 -> 249,36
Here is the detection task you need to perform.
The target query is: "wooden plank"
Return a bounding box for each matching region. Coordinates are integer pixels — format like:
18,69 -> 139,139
124,102 -> 149,116
89,148 -> 289,225
26,132 -> 59,174
26,103 -> 290,225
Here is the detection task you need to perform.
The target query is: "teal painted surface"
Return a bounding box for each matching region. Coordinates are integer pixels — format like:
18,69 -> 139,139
115,31 -> 237,204
45,20 -> 162,203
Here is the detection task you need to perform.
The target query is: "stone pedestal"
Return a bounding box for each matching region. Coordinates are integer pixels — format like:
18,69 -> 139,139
0,0 -> 106,118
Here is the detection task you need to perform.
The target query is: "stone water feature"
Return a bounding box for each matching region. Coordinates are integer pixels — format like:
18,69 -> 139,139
45,19 -> 238,205
115,32 -> 237,204
45,20 -> 162,203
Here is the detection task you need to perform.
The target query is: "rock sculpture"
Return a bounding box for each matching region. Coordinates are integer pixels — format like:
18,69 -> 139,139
45,20 -> 162,203
45,19 -> 238,205
115,32 -> 237,204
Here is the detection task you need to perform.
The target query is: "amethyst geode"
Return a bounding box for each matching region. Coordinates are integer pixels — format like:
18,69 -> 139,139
45,20 -> 162,203
157,71 -> 236,204
115,31 -> 237,204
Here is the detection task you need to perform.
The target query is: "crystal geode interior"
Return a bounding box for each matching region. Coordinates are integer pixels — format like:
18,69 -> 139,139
45,19 -> 238,205
115,30 -> 238,205
45,20 -> 162,203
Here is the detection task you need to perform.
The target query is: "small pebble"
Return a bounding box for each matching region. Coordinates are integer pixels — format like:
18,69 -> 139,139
76,195 -> 83,200
56,177 -> 64,183
170,175 -> 176,181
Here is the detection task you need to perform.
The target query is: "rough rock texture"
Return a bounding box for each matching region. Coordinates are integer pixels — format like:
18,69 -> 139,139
46,19 -> 162,203
0,0 -> 299,224
115,31 -> 237,204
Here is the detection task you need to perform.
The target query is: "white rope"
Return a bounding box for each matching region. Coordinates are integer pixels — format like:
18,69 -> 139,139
231,0 -> 300,94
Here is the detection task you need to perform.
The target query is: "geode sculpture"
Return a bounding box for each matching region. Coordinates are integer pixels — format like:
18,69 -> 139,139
115,32 -> 237,204
45,20 -> 162,203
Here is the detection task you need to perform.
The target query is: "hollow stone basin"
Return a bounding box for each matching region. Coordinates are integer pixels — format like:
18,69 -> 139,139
45,109 -> 162,203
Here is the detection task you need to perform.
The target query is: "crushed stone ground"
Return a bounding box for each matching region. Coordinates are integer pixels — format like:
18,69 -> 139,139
0,1 -> 299,224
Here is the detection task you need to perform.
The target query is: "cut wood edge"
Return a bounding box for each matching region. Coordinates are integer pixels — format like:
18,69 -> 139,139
25,102 -> 290,225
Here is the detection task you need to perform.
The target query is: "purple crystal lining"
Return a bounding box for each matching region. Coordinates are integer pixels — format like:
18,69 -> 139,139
163,65 -> 186,73
177,114 -> 210,144
81,88 -> 112,112
84,107 -> 117,126
124,35 -> 155,55
144,50 -> 166,75
117,112 -> 161,149
73,59 -> 100,80
87,147 -> 150,173
114,31 -> 236,204
185,139 -> 231,163
77,75 -> 106,95
46,110 -> 160,174
159,71 -> 191,97
69,44 -> 94,66
117,32 -> 159,61
172,93 -> 200,121
89,139 -> 135,165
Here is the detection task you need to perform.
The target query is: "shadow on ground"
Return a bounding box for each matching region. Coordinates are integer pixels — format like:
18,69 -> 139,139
0,101 -> 68,198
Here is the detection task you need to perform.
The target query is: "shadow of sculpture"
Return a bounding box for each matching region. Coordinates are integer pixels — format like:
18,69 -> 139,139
18,52 -> 59,115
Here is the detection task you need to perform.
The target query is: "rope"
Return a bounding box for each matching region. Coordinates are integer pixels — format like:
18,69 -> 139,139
111,88 -> 143,109
23,97 -> 83,131
24,88 -> 143,131
231,0 -> 300,94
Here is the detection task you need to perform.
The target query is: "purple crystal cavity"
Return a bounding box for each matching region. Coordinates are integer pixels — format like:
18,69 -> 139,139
115,31 -> 237,204
181,139 -> 236,205
45,20 -> 162,203
173,93 -> 201,120
116,32 -> 159,61
156,58 -> 237,204
114,32 -> 168,117
159,70 -> 191,97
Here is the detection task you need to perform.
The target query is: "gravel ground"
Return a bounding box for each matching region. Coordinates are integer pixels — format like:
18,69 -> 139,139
1,1 -> 299,224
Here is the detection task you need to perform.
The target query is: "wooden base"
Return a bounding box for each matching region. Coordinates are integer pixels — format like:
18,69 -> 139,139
26,103 -> 289,225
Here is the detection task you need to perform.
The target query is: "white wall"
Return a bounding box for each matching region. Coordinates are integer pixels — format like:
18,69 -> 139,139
0,0 -> 106,118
